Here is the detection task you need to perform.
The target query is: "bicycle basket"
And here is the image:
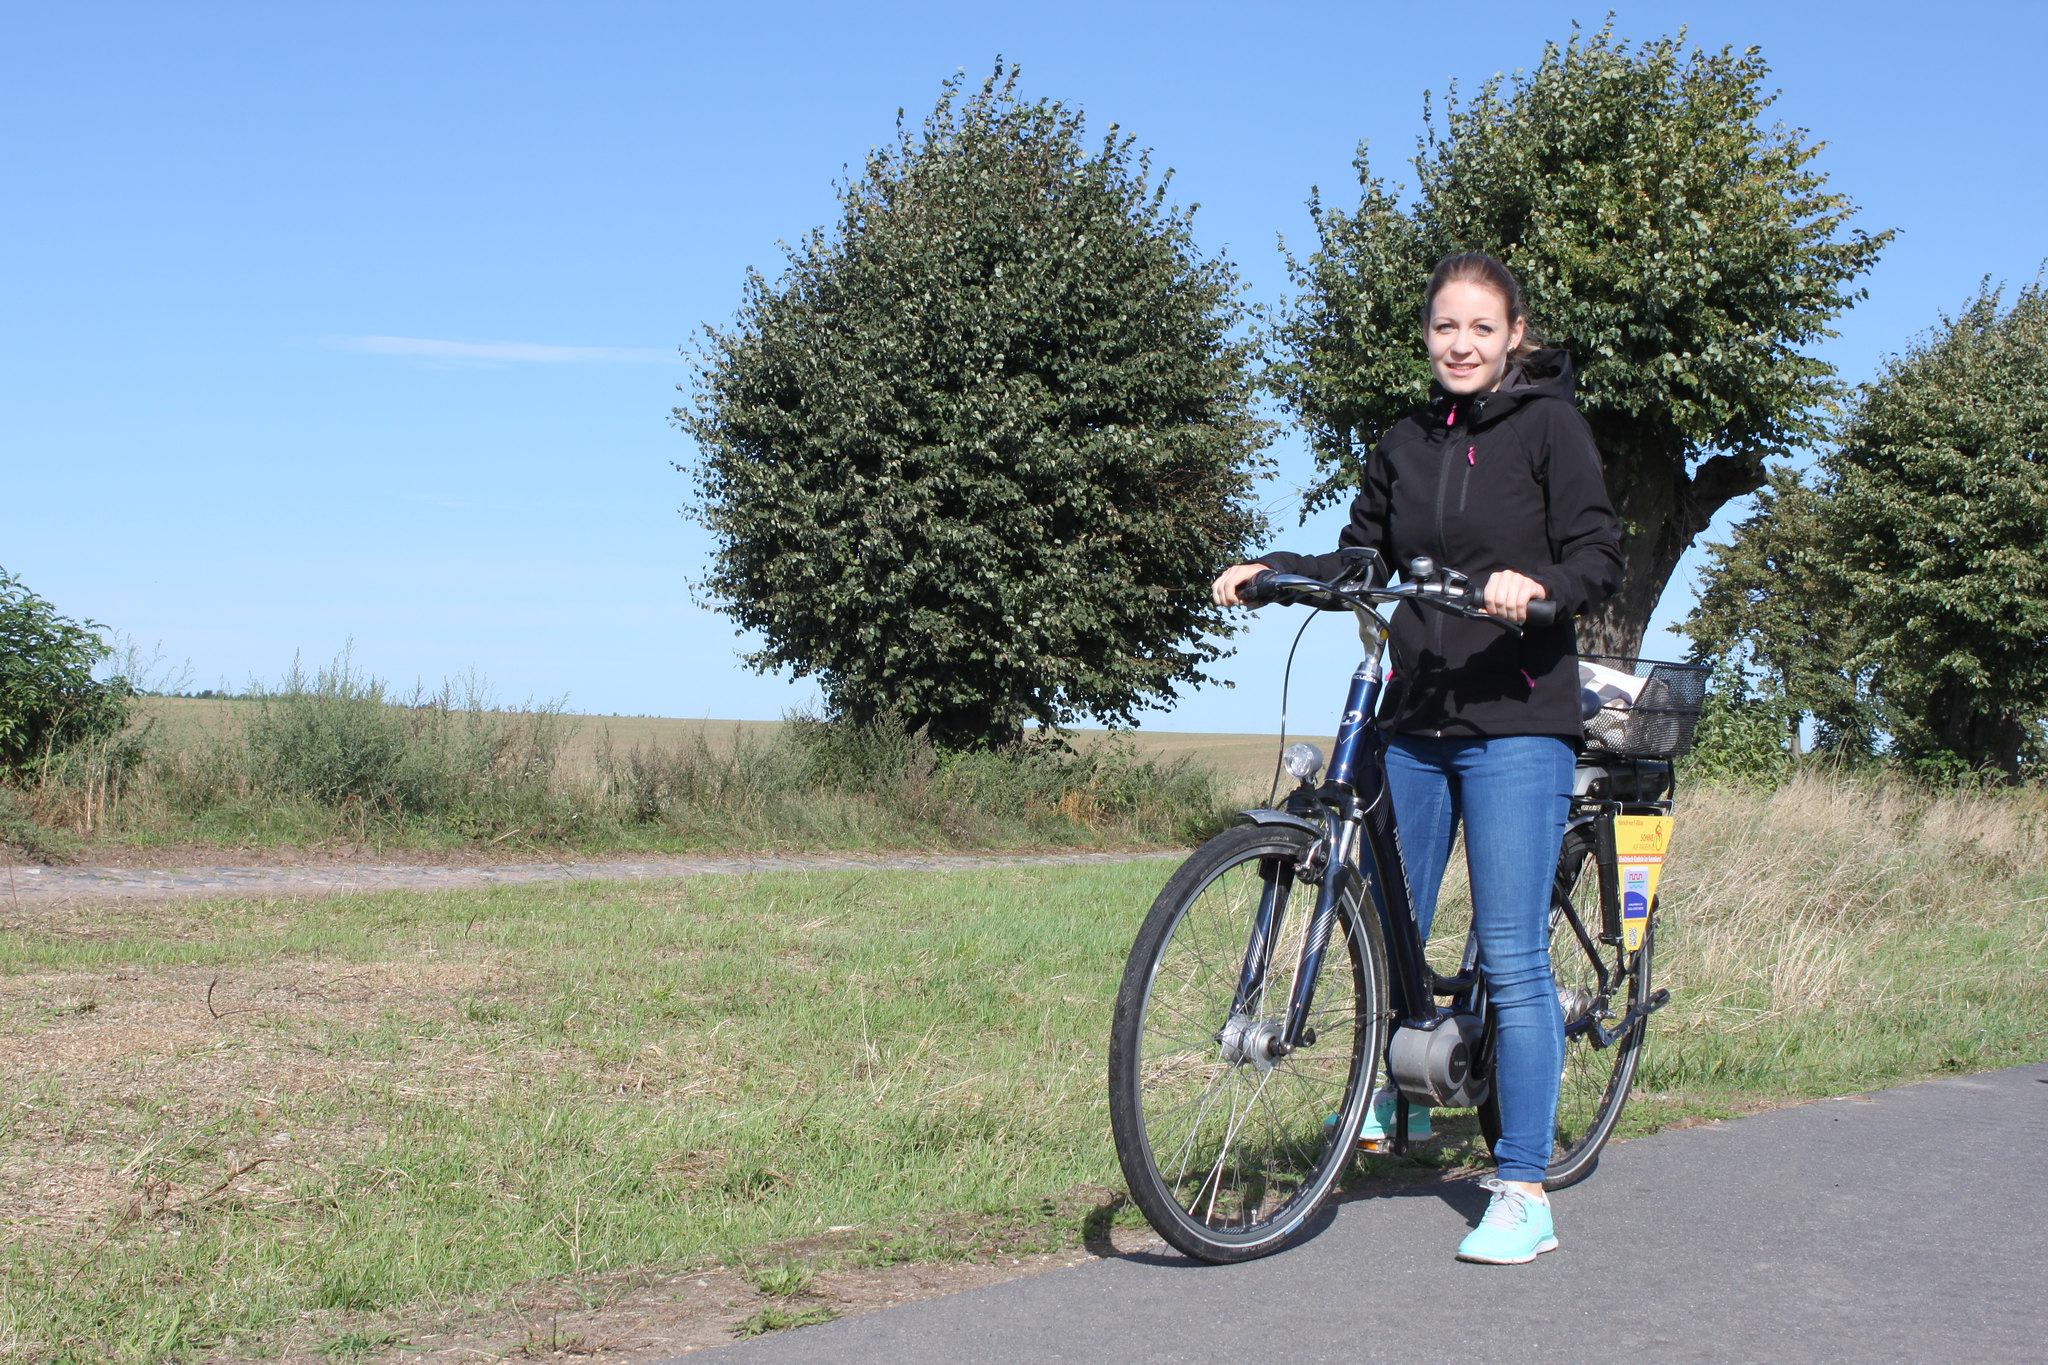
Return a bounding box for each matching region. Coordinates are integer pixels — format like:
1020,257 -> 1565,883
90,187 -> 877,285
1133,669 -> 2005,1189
1579,655 -> 1709,759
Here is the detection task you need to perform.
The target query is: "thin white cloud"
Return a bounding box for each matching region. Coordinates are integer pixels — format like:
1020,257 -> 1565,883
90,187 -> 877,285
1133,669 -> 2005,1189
334,335 -> 674,364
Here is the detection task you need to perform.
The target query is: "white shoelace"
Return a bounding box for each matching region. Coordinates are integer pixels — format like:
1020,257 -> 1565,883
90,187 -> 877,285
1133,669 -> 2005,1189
1477,1176 -> 1545,1227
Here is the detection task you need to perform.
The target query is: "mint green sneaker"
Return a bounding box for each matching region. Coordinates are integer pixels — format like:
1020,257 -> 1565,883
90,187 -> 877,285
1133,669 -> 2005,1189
1455,1178 -> 1558,1264
1354,1088 -> 1431,1151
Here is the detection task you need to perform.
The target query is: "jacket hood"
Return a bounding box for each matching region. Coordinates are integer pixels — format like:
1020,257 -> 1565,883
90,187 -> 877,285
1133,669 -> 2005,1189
1426,348 -> 1576,428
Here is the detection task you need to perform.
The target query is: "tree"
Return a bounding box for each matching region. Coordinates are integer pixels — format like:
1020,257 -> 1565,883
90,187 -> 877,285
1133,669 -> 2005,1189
1272,23 -> 1891,656
0,568 -> 127,771
679,66 -> 1271,748
1682,278 -> 2048,776
1681,468 -> 1875,754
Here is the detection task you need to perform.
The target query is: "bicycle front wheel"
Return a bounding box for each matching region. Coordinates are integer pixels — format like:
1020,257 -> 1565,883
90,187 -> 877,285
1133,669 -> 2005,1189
1481,826 -> 1654,1189
1107,822 -> 1387,1262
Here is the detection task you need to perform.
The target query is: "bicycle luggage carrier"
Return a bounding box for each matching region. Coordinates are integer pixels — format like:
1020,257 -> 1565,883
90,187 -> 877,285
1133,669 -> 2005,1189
1579,655 -> 1709,759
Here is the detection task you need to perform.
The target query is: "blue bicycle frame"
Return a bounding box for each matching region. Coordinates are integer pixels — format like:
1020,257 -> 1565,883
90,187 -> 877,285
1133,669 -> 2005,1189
1232,568 -> 1513,1069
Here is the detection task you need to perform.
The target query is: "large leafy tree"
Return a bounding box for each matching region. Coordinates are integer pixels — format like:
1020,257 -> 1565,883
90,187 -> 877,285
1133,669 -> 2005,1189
679,67 -> 1271,748
1273,23 -> 1890,655
1682,278 -> 2048,776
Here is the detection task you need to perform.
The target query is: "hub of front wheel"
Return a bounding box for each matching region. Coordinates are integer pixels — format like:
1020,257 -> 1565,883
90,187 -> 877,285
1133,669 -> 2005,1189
1216,1012 -> 1288,1071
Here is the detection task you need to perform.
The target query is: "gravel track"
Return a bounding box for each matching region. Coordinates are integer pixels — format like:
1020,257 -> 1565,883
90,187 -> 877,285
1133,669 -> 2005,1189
0,849 -> 1182,906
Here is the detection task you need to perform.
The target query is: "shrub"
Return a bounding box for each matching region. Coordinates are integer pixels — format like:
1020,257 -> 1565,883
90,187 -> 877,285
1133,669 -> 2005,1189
0,568 -> 129,772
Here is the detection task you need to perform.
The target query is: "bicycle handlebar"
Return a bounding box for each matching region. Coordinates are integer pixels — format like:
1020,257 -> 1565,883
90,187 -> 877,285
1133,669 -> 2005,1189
1242,568 -> 1560,631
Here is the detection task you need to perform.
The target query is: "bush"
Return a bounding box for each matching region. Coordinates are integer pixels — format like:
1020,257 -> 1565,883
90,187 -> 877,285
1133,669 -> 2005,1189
0,568 -> 129,772
1683,655 -> 1795,784
238,655 -> 568,831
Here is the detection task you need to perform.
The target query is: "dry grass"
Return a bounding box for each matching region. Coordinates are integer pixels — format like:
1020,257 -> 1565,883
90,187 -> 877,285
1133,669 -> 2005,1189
137,698 -> 1316,791
1635,773 -> 2048,1094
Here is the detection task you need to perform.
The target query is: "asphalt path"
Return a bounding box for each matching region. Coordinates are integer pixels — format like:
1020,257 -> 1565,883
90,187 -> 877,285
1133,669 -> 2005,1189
690,1063 -> 2048,1364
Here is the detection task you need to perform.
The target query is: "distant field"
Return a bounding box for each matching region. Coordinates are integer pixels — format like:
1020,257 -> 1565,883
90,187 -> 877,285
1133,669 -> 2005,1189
136,698 -> 1327,794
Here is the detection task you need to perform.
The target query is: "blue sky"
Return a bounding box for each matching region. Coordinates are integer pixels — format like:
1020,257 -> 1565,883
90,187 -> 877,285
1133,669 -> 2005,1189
5,1 -> 2043,731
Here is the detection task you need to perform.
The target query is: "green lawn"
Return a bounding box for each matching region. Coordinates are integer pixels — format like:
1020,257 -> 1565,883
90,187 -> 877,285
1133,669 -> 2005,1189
5,778 -> 2045,1361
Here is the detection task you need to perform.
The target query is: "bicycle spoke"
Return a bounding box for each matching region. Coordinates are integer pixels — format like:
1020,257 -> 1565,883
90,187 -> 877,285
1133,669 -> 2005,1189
1111,825 -> 1385,1259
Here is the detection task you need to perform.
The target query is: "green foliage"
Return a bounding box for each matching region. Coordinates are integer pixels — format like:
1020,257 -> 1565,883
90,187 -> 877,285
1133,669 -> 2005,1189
680,65 -> 1272,748
1682,469 -> 1879,754
242,654 -> 567,819
1683,277 -> 2048,776
1272,22 -> 1889,652
1682,652 -> 1795,783
0,568 -> 128,771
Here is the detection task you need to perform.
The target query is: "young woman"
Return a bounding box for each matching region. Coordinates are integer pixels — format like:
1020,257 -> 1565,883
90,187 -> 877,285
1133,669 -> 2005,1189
1212,253 -> 1621,1264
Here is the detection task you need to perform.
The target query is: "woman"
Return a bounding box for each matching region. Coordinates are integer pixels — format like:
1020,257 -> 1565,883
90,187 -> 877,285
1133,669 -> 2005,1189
1212,253 -> 1621,1264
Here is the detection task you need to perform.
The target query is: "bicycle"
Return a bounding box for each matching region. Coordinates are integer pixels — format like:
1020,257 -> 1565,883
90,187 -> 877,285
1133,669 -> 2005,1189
1105,552 -> 1704,1263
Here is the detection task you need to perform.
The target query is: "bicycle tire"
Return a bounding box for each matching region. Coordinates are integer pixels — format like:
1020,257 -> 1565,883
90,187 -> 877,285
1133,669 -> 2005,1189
1108,822 -> 1387,1263
1480,826 -> 1654,1191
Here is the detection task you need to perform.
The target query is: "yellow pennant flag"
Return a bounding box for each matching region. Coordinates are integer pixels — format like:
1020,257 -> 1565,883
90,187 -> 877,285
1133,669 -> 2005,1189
1612,815 -> 1674,953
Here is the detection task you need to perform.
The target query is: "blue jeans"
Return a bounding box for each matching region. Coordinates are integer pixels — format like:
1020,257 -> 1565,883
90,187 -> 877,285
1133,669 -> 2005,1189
1384,734 -> 1574,1184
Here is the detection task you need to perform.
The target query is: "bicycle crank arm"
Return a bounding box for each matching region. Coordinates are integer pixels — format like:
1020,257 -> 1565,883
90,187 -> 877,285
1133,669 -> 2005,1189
1589,987 -> 1670,1049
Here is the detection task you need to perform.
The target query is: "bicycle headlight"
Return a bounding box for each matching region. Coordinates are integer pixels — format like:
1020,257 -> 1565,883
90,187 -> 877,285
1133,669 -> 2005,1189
1282,742 -> 1325,783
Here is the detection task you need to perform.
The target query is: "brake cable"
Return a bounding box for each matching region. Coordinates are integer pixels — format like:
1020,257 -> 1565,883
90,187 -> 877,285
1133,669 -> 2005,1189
1266,609 -> 1323,809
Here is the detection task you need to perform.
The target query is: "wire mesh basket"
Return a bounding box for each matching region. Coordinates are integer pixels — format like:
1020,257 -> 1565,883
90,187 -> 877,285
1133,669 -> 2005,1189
1579,655 -> 1710,759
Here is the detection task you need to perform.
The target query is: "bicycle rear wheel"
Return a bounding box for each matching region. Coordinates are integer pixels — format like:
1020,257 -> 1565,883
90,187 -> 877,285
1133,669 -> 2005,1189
1481,826 -> 1654,1190
1108,822 -> 1386,1262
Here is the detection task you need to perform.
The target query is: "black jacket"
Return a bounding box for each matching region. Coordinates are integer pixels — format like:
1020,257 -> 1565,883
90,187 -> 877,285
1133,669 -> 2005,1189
1259,349 -> 1622,743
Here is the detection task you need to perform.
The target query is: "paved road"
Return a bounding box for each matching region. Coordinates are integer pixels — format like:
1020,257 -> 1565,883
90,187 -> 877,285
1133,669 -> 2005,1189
693,1063 -> 2048,1364
0,850 -> 1177,905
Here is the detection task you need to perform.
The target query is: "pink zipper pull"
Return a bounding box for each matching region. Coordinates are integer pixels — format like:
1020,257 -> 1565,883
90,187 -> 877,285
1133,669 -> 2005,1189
1446,404 -> 1457,427
1466,444 -> 1476,465
1520,669 -> 1536,690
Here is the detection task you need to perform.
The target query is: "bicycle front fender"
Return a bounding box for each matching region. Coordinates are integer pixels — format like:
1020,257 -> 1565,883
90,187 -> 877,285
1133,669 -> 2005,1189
1235,808 -> 1324,839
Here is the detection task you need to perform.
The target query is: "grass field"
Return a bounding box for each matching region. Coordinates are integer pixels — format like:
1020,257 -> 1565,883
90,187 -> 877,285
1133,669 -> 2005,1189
134,698 -> 1323,793
4,775 -> 2044,1361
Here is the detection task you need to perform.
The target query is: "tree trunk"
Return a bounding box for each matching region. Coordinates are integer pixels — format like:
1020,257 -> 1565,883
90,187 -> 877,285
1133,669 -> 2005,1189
1577,451 -> 1767,661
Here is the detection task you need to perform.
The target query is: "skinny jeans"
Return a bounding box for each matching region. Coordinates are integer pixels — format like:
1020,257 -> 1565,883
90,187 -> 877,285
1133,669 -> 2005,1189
1383,734 -> 1573,1184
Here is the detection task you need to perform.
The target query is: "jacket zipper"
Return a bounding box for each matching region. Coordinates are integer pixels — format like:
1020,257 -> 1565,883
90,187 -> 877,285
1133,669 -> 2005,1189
1430,412 -> 1458,665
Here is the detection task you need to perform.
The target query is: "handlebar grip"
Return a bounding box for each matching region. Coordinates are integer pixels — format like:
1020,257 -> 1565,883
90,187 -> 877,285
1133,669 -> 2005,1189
1523,598 -> 1561,629
1239,569 -> 1280,607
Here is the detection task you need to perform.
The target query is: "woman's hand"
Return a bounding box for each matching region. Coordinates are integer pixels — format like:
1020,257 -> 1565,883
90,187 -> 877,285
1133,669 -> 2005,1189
1212,562 -> 1270,607
1483,569 -> 1548,625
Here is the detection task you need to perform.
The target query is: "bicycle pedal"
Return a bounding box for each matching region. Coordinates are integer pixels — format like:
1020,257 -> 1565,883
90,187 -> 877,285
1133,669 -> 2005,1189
1356,1133 -> 1433,1154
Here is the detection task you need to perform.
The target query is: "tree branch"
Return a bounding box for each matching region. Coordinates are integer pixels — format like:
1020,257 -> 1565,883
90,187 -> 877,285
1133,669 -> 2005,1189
1682,454 -> 1769,536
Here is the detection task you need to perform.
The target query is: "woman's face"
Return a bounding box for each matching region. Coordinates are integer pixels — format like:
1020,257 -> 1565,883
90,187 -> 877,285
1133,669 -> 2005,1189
1426,278 -> 1526,394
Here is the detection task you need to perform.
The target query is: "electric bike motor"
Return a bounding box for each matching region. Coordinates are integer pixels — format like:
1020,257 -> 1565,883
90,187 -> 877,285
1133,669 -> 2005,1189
1387,1011 -> 1490,1108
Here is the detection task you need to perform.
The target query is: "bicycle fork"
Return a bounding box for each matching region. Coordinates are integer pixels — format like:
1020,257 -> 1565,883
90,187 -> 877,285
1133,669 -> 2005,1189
1220,810 -> 1357,1070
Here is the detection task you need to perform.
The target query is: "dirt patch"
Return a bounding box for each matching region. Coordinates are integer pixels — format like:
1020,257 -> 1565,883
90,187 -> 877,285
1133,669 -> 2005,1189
0,960 -> 519,1244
